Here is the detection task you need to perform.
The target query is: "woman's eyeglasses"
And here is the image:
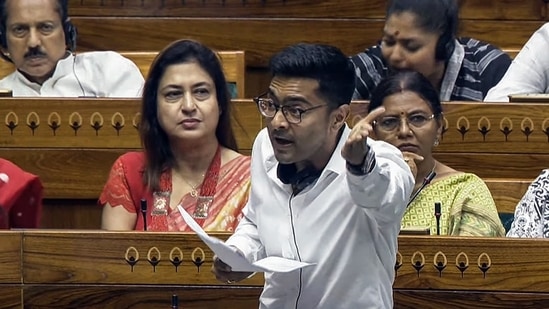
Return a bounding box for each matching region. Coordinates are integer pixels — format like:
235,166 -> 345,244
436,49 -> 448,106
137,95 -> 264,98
374,114 -> 435,132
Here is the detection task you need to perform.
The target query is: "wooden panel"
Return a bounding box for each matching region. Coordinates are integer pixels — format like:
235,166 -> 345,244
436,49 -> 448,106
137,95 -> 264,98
0,287 -> 21,309
0,98 -> 141,148
395,236 -> 549,292
68,0 -> 387,18
67,0 -> 546,20
18,232 -> 549,307
23,285 -> 261,309
485,178 -> 532,213
0,148 -> 131,199
22,231 -> 264,285
40,199 -> 101,229
0,232 -> 21,283
395,291 -> 549,308
0,98 -> 257,150
458,0 -> 546,20
72,18 -> 384,67
433,153 -> 548,179
459,20 -> 545,49
72,18 -> 544,68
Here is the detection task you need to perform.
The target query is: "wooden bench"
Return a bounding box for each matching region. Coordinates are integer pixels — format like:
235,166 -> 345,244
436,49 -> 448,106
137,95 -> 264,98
119,51 -> 246,98
5,231 -> 549,308
66,0 -> 548,95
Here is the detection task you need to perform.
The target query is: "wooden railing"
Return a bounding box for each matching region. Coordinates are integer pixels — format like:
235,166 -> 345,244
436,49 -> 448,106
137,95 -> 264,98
0,98 -> 546,227
61,0 -> 549,96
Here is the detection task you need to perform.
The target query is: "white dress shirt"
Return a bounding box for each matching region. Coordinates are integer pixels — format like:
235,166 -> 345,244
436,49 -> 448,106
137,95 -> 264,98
0,51 -> 144,97
485,23 -> 549,102
226,126 -> 414,309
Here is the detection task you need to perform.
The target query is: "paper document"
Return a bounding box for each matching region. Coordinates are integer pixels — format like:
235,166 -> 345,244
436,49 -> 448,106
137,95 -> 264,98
177,205 -> 315,273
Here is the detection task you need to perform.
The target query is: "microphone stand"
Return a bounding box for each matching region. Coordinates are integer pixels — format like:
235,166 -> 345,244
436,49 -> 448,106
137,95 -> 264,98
434,202 -> 442,235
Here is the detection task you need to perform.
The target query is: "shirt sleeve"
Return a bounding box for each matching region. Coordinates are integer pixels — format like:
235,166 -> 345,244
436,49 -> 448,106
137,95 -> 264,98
105,53 -> 145,97
485,24 -> 549,102
507,169 -> 549,238
99,156 -> 136,213
346,139 -> 414,226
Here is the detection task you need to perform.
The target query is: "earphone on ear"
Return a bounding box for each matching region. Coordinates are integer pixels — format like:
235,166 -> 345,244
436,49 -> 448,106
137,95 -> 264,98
64,20 -> 78,52
0,0 -> 77,57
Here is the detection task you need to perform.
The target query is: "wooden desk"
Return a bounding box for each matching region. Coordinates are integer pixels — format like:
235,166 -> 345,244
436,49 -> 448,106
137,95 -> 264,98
0,232 -> 22,308
3,231 -> 549,308
21,231 -> 261,308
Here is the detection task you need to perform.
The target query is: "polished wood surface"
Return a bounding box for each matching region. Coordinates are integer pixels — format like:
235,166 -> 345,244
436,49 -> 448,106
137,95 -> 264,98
67,0 -> 546,19
0,232 -> 22,283
21,231 -> 262,308
4,231 -> 549,308
0,232 -> 22,309
483,178 -> 531,213
393,236 -> 549,307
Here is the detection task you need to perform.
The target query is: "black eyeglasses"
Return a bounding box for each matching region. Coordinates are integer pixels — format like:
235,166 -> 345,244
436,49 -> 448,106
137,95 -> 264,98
253,92 -> 327,124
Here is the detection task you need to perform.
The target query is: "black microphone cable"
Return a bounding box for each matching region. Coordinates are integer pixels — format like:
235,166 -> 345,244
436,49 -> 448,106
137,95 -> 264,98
407,170 -> 437,208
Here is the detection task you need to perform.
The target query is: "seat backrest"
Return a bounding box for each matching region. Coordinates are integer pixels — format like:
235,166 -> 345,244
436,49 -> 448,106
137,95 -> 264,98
121,50 -> 246,98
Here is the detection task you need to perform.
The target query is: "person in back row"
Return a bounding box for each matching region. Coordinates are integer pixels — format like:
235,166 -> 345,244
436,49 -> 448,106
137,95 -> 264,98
368,70 -> 505,236
485,23 -> 549,102
507,169 -> 549,237
351,0 -> 511,102
100,39 -> 250,231
0,0 -> 144,97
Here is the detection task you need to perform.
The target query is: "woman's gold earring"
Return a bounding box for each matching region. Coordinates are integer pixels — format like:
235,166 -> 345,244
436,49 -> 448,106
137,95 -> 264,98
434,138 -> 440,146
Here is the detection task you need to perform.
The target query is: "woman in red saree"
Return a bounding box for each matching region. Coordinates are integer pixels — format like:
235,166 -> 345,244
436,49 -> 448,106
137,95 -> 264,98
99,40 -> 250,231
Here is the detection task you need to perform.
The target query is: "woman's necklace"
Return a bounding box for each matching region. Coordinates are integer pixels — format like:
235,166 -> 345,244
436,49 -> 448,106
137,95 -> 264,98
182,174 -> 204,198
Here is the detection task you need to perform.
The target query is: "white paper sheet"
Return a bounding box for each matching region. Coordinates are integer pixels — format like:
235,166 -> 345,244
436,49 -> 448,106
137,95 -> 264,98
177,205 -> 314,273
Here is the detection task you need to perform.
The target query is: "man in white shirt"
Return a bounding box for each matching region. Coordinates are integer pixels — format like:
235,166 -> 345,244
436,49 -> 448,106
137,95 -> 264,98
485,23 -> 549,102
212,43 -> 414,308
0,0 -> 144,97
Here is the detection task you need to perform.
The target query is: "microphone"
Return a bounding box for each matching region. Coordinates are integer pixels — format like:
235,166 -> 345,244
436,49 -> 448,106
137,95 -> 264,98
140,198 -> 148,231
434,202 -> 442,236
407,170 -> 437,208
171,294 -> 179,309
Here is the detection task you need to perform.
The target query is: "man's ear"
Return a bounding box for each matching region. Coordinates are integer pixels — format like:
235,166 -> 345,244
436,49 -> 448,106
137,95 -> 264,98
332,104 -> 350,130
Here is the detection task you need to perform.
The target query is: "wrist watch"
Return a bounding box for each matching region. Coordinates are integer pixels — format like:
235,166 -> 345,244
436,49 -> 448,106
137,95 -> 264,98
347,148 -> 376,175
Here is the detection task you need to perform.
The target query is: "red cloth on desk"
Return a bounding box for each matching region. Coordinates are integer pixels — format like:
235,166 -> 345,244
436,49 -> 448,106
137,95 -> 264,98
0,159 -> 43,228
